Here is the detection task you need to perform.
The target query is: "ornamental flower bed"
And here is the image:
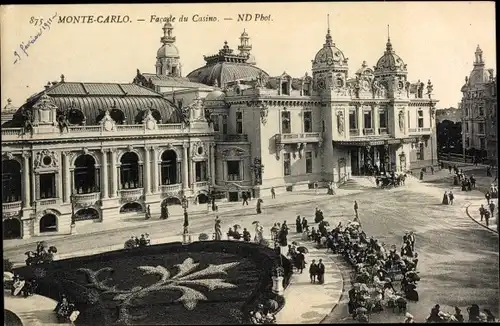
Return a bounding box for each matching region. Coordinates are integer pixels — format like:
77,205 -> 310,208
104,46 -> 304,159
14,241 -> 291,325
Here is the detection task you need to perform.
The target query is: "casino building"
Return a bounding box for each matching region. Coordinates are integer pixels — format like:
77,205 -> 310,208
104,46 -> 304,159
2,22 -> 438,239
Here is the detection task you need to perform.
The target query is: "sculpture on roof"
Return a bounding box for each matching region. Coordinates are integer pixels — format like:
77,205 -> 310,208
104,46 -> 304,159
20,108 -> 34,135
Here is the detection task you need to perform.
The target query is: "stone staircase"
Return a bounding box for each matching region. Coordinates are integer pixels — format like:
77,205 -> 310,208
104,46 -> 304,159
340,176 -> 377,190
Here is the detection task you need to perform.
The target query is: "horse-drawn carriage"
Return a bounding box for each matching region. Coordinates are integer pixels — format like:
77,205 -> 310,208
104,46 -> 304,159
25,242 -> 57,266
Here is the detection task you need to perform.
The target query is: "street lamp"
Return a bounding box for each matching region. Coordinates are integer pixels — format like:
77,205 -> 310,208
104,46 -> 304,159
181,195 -> 191,244
70,193 -> 77,234
250,158 -> 264,185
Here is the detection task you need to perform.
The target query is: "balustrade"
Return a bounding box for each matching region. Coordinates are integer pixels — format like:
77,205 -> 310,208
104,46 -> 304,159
349,129 -> 360,136
73,192 -> 101,206
408,127 -> 431,134
363,128 -> 375,135
215,134 -> 249,142
276,132 -> 322,144
119,188 -> 144,203
160,184 -> 182,193
378,128 -> 388,134
2,201 -> 22,213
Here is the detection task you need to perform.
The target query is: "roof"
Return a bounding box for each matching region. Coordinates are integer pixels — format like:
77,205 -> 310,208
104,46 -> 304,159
7,82 -> 182,127
140,73 -> 212,89
187,62 -> 269,87
312,29 -> 348,71
374,39 -> 407,75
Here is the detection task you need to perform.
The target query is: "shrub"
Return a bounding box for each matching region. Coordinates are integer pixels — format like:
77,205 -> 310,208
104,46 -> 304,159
4,258 -> 14,272
198,233 -> 209,241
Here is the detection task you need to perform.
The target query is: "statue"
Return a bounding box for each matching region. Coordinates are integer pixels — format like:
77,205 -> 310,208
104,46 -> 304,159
56,110 -> 70,133
214,217 -> 222,240
398,110 -> 405,131
405,81 -> 411,97
337,111 -> 344,134
21,109 -> 34,135
426,80 -> 434,99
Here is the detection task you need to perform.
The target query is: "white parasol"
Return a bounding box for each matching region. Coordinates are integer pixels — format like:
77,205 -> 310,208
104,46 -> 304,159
4,271 -> 14,281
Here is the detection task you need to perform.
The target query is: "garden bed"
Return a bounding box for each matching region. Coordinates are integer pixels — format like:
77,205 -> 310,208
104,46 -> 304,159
14,241 -> 292,326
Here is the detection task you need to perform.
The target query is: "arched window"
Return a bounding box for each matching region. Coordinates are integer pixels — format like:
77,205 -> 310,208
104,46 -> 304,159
197,193 -> 209,204
40,214 -> 57,233
120,202 -> 143,213
162,197 -> 181,206
2,160 -> 22,203
110,108 -> 126,125
74,155 -> 98,194
152,109 -> 162,123
75,208 -> 100,221
67,109 -> 86,125
161,150 -> 179,185
120,152 -> 140,189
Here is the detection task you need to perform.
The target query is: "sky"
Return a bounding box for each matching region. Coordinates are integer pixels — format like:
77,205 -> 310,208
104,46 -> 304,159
0,2 -> 496,109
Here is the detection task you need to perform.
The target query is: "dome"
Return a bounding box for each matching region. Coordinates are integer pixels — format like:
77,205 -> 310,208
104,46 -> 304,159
157,43 -> 179,59
205,90 -> 226,102
2,99 -> 17,114
374,38 -> 407,75
355,61 -> 374,76
468,69 -> 490,87
312,29 -> 348,70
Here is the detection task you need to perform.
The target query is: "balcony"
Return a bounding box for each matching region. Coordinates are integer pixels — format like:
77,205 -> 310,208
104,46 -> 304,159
363,128 -> 375,136
1,123 -> 185,142
408,127 -> 431,134
3,201 -> 22,214
73,192 -> 101,207
215,134 -> 249,142
195,181 -> 208,188
378,128 -> 388,134
119,188 -> 144,203
275,132 -> 322,144
349,129 -> 360,136
160,184 -> 182,197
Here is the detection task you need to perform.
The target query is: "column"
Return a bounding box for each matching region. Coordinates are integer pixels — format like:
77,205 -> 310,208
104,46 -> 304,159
151,147 -> 158,193
357,106 -> 364,135
373,106 -> 379,135
144,147 -> 151,195
182,143 -> 189,191
110,149 -> 118,197
210,144 -> 216,185
101,149 -> 109,199
63,152 -> 71,203
22,153 -> 31,208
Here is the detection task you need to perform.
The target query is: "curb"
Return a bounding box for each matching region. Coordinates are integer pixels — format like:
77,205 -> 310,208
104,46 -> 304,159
319,254 -> 349,324
4,195 -> 335,252
464,202 -> 499,235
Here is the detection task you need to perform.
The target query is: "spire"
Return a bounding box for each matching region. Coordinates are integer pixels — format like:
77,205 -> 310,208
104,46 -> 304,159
474,44 -> 484,65
238,29 -> 252,54
161,22 -> 176,45
385,24 -> 394,52
325,14 -> 333,46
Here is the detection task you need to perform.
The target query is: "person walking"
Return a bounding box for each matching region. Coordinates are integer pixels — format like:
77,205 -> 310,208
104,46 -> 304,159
489,201 -> 495,217
448,191 -> 454,205
271,187 -> 276,199
485,191 -> 491,204
295,215 -> 302,233
309,259 -> 318,284
317,259 -> 325,284
242,192 -> 249,206
479,205 -> 486,221
484,210 -> 491,227
448,165 -> 452,174
430,166 -> 434,175
354,200 -> 359,218
314,181 -> 319,195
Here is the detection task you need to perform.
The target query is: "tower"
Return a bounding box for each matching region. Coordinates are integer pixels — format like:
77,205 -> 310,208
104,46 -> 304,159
156,23 -> 181,77
238,29 -> 256,65
474,45 -> 485,66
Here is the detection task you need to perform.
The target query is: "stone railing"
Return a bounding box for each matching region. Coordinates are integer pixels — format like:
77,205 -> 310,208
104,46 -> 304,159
363,128 -> 375,135
275,132 -> 322,144
38,199 -> 57,206
409,127 -> 431,134
1,123 -> 185,141
215,134 -> 249,142
119,188 -> 143,203
73,192 -> 101,207
2,201 -> 22,213
379,128 -> 388,134
349,129 -> 360,136
160,183 -> 182,194
195,181 -> 208,188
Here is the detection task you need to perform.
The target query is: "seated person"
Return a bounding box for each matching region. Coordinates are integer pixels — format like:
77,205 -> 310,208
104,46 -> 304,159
138,234 -> 148,247
227,227 -> 234,239
232,229 -> 242,240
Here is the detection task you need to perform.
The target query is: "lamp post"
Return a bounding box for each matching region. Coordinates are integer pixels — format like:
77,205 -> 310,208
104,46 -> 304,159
181,195 -> 191,244
427,80 -> 435,167
70,193 -> 77,234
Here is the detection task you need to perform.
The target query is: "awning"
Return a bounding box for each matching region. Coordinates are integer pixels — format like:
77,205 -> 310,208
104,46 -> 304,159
332,137 -> 419,147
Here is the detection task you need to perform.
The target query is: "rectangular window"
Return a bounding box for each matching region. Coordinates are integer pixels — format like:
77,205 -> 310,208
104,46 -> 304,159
303,111 -> 312,132
303,87 -> 311,96
195,161 -> 207,182
379,110 -> 387,128
40,173 -> 56,199
479,106 -> 485,116
211,114 -> 219,131
226,160 -> 241,181
480,138 -> 486,150
305,151 -> 313,173
349,110 -> 356,129
479,123 -> 485,134
236,112 -> 243,134
281,111 -> 291,133
416,143 -> 425,161
417,110 -> 424,128
283,153 -> 291,176
222,115 -> 228,134
465,122 -> 469,133
363,111 -> 372,129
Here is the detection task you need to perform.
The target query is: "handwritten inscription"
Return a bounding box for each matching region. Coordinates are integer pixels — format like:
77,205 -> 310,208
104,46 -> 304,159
13,12 -> 58,65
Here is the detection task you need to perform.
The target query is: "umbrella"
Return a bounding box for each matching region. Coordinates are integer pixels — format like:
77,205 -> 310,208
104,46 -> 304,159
49,246 -> 57,253
4,272 -> 14,281
233,224 -> 241,230
296,246 -> 309,253
349,221 -> 360,227
252,221 -> 260,225
292,241 -> 300,246
258,198 -> 263,203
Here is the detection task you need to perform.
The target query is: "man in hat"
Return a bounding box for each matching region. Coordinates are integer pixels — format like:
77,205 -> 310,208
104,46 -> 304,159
317,259 -> 325,284
354,201 -> 359,218
309,259 -> 318,283
408,231 -> 416,252
479,204 -> 487,221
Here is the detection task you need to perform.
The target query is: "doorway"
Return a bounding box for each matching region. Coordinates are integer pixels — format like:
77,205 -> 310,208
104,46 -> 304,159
350,149 -> 359,176
228,192 -> 239,202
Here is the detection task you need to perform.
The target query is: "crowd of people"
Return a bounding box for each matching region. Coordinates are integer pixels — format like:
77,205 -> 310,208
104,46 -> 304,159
24,241 -> 58,266
123,234 -> 152,249
54,294 -> 80,323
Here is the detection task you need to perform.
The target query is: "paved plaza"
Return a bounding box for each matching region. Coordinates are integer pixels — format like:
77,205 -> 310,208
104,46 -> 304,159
4,169 -> 499,324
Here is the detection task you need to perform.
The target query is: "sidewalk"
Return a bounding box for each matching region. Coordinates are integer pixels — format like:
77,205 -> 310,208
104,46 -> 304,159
4,188 -> 363,251
465,201 -> 499,234
276,232 -> 344,324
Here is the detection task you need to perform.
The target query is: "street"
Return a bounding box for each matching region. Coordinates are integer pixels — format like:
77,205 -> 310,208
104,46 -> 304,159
4,176 -> 499,323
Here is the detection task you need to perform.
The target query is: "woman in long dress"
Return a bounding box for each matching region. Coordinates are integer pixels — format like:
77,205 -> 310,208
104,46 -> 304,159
296,216 -> 302,233
256,199 -> 262,214
254,222 -> 264,244
442,191 -> 449,205
214,217 -> 222,240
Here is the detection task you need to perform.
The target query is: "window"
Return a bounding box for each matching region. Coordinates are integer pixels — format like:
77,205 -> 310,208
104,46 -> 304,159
236,112 -> 243,134
480,138 -> 486,150
303,87 -> 311,96
417,110 -> 424,128
379,110 -> 387,128
195,161 -> 207,182
479,106 -> 485,116
416,143 -> 425,161
303,111 -> 312,132
281,111 -> 291,133
222,115 -> 228,134
283,153 -> 291,176
2,160 -> 21,203
363,111 -> 372,129
281,81 -> 290,95
349,110 -> 356,130
226,161 -> 241,181
479,123 -> 485,134
39,173 -> 56,199
305,152 -> 312,173
211,114 -> 219,131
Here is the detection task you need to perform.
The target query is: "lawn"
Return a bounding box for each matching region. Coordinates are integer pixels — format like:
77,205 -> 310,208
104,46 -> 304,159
15,241 -> 290,325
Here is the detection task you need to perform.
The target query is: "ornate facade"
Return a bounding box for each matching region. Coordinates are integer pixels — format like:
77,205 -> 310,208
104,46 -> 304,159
2,23 -> 438,239
460,45 -> 497,164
